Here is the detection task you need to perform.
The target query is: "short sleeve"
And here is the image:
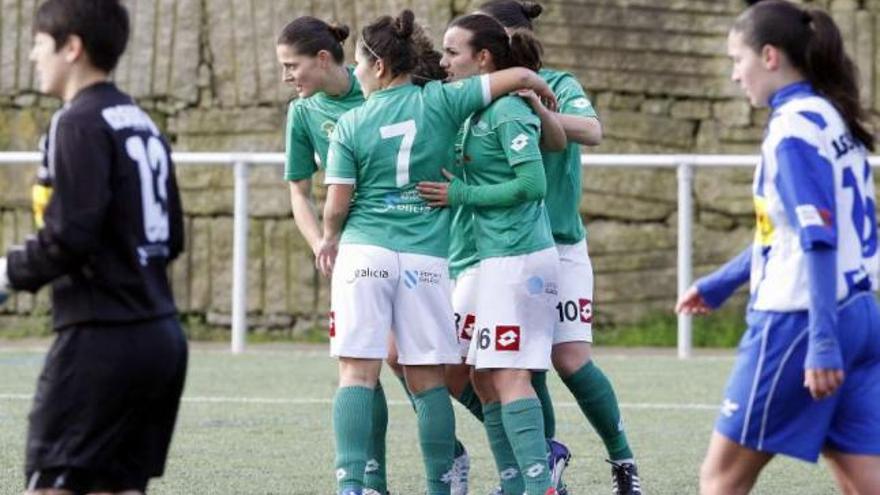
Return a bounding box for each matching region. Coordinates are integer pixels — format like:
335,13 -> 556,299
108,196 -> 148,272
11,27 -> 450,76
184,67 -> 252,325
284,102 -> 317,181
555,74 -> 597,118
496,117 -> 543,168
774,136 -> 837,250
324,115 -> 357,185
428,75 -> 492,129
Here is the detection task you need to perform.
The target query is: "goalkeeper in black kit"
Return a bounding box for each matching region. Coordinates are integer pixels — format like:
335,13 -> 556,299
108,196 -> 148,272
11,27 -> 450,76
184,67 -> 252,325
0,1 -> 188,494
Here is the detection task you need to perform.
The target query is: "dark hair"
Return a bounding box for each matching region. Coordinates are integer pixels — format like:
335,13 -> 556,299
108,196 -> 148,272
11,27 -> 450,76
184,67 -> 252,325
360,9 -> 444,82
277,16 -> 349,64
733,0 -> 874,150
34,0 -> 129,72
449,14 -> 543,72
478,0 -> 543,30
410,23 -> 447,86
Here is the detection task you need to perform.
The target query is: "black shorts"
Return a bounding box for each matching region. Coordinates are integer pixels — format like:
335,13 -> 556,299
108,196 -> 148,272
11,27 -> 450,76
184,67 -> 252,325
25,316 -> 188,493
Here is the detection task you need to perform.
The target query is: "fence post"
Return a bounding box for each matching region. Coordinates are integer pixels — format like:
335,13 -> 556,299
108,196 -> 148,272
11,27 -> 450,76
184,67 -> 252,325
677,161 -> 694,359
231,160 -> 249,354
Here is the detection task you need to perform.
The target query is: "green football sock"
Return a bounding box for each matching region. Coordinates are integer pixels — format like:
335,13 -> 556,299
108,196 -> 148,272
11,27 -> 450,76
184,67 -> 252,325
502,398 -> 551,494
413,386 -> 457,495
483,402 -> 524,495
333,386 -> 374,492
363,382 -> 388,493
530,371 -> 555,439
456,382 -> 485,422
562,361 -> 634,461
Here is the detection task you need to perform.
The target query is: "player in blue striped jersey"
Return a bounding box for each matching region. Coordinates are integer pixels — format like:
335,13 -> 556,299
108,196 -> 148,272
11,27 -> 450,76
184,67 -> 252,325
676,2 -> 880,493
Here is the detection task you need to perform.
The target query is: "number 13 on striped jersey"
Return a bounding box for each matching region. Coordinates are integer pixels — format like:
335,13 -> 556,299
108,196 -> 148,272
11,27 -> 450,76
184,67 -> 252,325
380,120 -> 417,187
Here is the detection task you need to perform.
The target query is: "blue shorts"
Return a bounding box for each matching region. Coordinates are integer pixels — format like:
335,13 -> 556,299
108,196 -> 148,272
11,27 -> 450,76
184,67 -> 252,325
715,292 -> 880,462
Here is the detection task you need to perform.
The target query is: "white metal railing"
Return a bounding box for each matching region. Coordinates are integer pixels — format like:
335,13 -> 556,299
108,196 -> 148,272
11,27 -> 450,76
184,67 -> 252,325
2,152 -> 878,358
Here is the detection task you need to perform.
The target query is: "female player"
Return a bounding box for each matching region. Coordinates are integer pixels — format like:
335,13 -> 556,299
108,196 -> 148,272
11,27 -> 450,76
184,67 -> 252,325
316,10 -> 559,495
676,1 -> 880,493
277,18 -> 395,495
418,13 -> 566,495
477,2 -> 642,493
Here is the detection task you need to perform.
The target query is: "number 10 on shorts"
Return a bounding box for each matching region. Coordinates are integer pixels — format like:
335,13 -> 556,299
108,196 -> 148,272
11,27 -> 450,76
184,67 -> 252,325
557,298 -> 592,324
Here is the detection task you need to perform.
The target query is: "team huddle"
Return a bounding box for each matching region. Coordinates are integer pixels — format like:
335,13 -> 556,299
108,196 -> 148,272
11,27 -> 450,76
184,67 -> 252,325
280,2 -> 638,495
0,0 -> 877,494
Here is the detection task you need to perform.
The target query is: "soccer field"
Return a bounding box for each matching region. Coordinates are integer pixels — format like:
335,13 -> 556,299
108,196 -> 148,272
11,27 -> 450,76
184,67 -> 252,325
0,343 -> 838,494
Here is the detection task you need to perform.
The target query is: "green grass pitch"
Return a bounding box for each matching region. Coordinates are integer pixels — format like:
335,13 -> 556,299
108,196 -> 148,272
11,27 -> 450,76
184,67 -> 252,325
0,343 -> 838,494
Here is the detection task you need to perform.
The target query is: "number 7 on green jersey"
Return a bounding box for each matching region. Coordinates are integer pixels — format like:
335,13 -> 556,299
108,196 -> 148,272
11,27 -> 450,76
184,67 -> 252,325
380,119 -> 417,187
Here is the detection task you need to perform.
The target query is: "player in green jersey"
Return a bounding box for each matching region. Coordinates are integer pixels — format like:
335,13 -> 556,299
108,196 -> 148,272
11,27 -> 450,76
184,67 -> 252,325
276,18 -> 395,495
418,14 -> 566,495
479,2 -> 641,494
315,10 -> 558,495
278,17 -> 472,495
277,17 -> 364,255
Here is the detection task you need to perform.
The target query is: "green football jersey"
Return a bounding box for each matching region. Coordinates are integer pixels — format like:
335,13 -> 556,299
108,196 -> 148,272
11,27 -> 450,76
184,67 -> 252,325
539,68 -> 598,245
325,75 -> 491,257
461,95 -> 554,259
284,66 -> 364,181
448,127 -> 479,279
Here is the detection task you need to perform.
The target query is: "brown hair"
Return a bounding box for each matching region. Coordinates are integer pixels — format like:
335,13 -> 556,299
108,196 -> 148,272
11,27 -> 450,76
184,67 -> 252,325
448,14 -> 543,72
277,16 -> 349,64
733,0 -> 874,150
478,0 -> 543,30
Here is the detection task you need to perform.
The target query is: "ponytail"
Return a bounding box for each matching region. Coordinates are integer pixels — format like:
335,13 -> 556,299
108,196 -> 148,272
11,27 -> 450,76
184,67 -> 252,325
508,29 -> 543,72
733,0 -> 874,150
409,22 -> 446,86
479,0 -> 543,30
360,9 -> 444,82
802,8 -> 874,150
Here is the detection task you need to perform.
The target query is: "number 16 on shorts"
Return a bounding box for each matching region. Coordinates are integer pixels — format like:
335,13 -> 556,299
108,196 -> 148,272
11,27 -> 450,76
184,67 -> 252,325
477,325 -> 522,351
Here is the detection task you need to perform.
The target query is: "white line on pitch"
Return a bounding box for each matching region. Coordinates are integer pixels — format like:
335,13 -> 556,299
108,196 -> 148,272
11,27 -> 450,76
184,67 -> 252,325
0,393 -> 717,411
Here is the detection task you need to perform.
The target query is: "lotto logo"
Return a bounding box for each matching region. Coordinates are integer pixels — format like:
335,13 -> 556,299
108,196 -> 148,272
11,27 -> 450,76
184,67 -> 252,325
572,98 -> 591,109
510,133 -> 529,152
579,298 -> 593,323
329,311 -> 336,337
461,314 -> 476,340
495,325 -> 521,351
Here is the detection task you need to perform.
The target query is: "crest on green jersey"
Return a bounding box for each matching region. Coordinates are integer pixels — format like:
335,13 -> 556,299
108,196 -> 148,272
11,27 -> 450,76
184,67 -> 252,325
321,120 -> 336,137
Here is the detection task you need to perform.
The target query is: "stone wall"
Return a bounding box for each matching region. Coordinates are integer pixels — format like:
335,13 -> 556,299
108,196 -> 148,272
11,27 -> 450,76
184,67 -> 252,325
0,0 -> 877,329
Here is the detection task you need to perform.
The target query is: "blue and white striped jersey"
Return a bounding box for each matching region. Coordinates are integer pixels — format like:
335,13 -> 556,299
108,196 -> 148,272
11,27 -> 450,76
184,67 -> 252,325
750,82 -> 877,311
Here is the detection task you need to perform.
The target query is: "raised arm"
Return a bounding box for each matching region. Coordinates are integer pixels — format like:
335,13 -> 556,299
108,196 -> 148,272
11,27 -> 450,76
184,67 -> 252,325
556,113 -> 602,146
486,68 -> 557,111
516,89 -> 567,151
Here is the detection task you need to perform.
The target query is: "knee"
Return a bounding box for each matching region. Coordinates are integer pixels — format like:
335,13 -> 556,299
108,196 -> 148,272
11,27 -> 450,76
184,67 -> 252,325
699,460 -> 748,495
551,342 -> 592,378
403,365 -> 446,394
471,370 -> 497,404
444,363 -> 472,397
338,358 -> 382,387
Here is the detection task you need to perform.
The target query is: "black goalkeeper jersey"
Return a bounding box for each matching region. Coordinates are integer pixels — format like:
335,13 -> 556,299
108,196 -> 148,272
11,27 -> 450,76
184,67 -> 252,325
7,82 -> 184,329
